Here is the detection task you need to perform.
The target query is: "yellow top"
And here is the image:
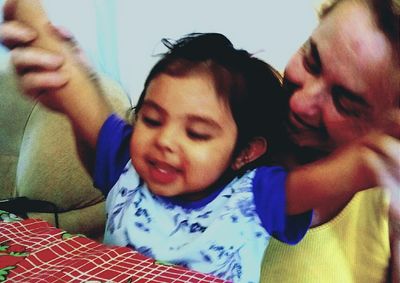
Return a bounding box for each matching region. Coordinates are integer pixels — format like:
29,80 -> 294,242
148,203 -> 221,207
261,188 -> 390,283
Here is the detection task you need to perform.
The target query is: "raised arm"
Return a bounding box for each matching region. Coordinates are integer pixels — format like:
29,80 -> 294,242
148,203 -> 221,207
2,0 -> 111,148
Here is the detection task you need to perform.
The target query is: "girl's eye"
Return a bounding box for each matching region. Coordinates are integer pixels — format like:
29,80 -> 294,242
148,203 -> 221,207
142,116 -> 162,127
187,130 -> 211,141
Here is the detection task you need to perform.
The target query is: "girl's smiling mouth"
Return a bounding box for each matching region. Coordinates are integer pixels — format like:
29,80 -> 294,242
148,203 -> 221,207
147,158 -> 182,185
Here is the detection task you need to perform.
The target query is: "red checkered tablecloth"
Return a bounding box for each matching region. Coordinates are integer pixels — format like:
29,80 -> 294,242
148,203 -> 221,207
0,211 -> 229,282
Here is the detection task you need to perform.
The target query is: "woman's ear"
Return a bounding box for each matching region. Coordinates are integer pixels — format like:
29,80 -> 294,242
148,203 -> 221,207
231,137 -> 267,171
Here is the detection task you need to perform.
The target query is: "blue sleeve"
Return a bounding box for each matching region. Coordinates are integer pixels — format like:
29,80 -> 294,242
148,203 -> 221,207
253,166 -> 312,245
93,114 -> 132,196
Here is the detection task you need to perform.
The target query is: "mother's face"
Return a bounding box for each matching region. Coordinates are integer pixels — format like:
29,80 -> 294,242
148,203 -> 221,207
284,1 -> 399,153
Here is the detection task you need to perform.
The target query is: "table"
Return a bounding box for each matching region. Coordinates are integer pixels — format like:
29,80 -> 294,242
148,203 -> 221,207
0,210 -> 229,282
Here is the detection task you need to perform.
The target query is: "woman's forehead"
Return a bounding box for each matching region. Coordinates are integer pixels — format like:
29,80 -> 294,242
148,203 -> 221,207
313,1 -> 397,104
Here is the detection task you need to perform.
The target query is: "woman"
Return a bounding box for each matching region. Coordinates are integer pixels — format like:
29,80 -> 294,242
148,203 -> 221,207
263,0 -> 400,282
1,0 -> 399,282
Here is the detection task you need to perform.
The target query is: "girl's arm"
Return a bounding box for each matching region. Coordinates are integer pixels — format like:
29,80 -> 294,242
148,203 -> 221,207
285,127 -> 400,226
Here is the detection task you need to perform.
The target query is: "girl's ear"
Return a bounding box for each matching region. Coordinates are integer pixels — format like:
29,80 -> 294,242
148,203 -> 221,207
231,137 -> 267,171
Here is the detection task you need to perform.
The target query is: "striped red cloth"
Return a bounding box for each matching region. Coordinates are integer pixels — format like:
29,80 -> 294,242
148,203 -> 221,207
0,212 -> 229,283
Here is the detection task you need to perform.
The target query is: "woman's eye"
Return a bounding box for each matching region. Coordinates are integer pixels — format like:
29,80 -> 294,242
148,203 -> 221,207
302,41 -> 321,75
283,77 -> 299,95
303,53 -> 319,75
187,130 -> 211,141
332,97 -> 360,117
331,89 -> 362,118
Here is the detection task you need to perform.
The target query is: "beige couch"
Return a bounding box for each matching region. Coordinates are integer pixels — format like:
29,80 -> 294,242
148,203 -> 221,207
0,58 -> 132,240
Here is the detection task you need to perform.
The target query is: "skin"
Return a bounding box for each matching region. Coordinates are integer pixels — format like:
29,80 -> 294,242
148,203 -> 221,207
0,1 -> 397,215
283,0 -> 400,227
285,1 -> 399,153
131,73 -> 238,199
0,1 -> 398,279
284,1 -> 400,281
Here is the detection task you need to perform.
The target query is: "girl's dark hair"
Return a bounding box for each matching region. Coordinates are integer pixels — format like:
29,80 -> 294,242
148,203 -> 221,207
135,33 -> 290,167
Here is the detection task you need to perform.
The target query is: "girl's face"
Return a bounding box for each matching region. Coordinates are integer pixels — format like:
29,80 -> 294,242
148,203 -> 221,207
130,73 -> 238,199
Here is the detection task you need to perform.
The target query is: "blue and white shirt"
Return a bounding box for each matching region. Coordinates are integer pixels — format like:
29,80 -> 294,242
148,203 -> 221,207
94,114 -> 312,283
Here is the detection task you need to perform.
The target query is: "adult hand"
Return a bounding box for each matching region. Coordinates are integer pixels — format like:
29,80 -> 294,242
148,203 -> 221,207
1,0 -> 69,97
0,22 -> 68,97
1,21 -> 91,99
364,112 -> 400,283
382,111 -> 400,283
366,111 -> 400,223
305,111 -> 400,226
1,0 -> 109,149
1,0 -> 96,102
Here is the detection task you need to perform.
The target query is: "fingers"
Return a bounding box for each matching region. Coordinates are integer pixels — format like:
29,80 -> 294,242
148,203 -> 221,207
0,20 -> 37,48
361,133 -> 400,166
49,25 -> 76,42
19,71 -> 69,97
360,133 -> 400,220
10,47 -> 64,73
363,143 -> 400,189
9,47 -> 68,96
1,22 -> 70,97
1,18 -> 88,98
0,20 -> 78,50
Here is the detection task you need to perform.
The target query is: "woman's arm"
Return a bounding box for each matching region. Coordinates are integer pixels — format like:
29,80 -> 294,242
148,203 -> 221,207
3,0 -> 111,148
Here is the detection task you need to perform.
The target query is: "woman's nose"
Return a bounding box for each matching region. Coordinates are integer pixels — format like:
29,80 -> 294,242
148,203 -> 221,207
288,79 -> 326,125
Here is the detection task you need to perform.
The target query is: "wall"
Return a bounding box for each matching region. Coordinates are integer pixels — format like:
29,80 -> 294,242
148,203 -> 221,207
0,0 -> 322,105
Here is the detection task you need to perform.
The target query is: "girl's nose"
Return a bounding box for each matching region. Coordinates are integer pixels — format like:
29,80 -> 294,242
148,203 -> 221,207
155,125 -> 177,152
